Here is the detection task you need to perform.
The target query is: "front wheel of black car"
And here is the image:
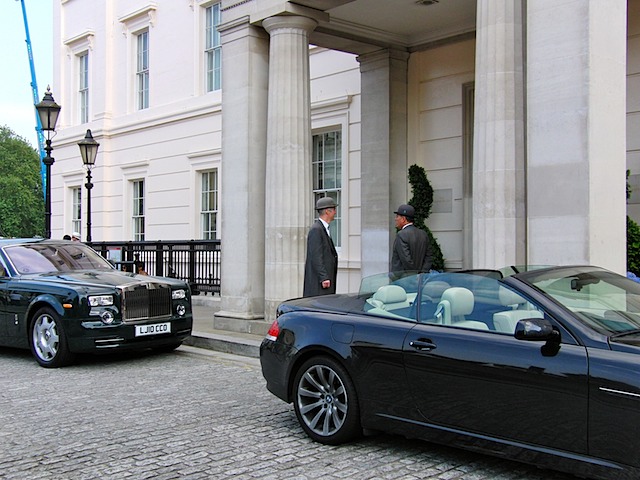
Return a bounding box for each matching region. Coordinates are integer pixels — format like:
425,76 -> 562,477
29,308 -> 75,368
293,356 -> 361,445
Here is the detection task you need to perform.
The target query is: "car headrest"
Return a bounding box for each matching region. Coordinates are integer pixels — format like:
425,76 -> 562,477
422,281 -> 450,300
441,287 -> 474,316
498,287 -> 526,307
373,285 -> 407,304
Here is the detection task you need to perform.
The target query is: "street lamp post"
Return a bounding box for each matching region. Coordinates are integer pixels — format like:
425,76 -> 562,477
78,129 -> 100,243
35,87 -> 61,239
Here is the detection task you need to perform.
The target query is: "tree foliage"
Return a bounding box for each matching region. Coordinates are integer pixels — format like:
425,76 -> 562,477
627,216 -> 640,275
627,170 -> 640,274
407,164 -> 445,271
0,126 -> 44,238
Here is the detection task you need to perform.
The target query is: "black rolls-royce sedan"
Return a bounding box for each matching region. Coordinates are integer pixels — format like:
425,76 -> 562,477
261,266 -> 640,480
0,238 -> 192,367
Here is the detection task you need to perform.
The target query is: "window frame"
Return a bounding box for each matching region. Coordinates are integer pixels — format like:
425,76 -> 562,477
136,30 -> 150,110
204,3 -> 221,93
312,129 -> 343,247
132,179 -> 145,241
200,169 -> 219,239
72,187 -> 82,236
78,52 -> 89,124
62,30 -> 94,125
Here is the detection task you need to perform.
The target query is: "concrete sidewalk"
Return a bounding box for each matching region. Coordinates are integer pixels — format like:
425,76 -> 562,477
182,296 -> 267,358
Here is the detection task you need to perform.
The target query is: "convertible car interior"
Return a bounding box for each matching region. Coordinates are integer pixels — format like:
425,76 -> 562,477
364,272 -> 543,334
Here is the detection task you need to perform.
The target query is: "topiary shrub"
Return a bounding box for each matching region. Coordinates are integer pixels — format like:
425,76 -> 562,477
407,164 -> 445,271
627,216 -> 640,275
628,170 -> 640,275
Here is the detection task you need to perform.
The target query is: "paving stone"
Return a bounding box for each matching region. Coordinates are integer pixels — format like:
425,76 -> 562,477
0,346 -> 577,480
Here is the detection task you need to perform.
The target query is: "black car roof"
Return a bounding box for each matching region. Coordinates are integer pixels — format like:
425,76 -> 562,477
0,238 -> 62,248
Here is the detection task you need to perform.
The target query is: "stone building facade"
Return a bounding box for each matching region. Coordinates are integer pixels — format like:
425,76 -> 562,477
50,0 -> 635,331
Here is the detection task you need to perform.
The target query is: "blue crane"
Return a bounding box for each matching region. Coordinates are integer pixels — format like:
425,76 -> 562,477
18,0 -> 47,198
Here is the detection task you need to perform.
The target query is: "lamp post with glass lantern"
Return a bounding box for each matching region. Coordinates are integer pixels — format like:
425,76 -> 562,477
35,87 -> 61,239
78,129 -> 100,243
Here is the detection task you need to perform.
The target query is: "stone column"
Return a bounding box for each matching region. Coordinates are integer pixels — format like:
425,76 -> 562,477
526,0 -> 626,272
263,15 -> 318,320
357,50 -> 409,277
472,0 -> 525,269
215,18 -> 269,333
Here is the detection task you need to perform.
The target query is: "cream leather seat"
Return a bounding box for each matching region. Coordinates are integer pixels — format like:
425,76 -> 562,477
372,285 -> 411,311
435,287 -> 474,325
435,287 -> 490,330
493,287 -> 543,333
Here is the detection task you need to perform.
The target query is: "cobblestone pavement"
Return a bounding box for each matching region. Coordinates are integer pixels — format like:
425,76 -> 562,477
0,346 -> 577,480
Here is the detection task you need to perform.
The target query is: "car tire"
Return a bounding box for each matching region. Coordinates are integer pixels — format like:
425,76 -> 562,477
29,307 -> 75,368
293,356 -> 361,445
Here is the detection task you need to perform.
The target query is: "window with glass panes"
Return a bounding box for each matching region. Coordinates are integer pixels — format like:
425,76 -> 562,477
132,180 -> 145,241
205,4 -> 221,92
72,187 -> 81,236
136,30 -> 149,109
201,170 -> 218,239
79,52 -> 89,123
312,130 -> 342,246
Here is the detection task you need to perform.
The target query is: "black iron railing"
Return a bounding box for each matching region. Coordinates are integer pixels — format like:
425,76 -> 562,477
89,240 -> 221,295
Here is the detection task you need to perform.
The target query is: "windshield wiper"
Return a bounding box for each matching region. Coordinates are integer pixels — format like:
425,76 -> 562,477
610,329 -> 640,339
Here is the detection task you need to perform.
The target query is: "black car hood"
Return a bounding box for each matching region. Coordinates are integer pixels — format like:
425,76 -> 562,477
19,270 -> 178,289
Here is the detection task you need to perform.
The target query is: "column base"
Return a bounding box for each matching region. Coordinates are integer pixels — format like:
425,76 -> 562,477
214,310 -> 269,335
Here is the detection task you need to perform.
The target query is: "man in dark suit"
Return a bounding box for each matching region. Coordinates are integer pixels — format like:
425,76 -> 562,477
303,197 -> 338,297
391,203 -> 433,279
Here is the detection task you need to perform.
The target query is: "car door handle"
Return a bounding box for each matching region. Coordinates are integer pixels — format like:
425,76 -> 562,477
409,339 -> 436,351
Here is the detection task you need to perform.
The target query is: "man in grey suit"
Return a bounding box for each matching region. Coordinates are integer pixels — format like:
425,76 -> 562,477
391,204 -> 433,279
303,197 -> 338,297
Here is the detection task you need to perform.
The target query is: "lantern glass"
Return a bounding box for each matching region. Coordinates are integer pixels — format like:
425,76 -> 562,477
78,129 -> 100,168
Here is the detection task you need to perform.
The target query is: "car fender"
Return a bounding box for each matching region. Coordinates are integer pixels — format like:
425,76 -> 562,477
278,311 -> 355,401
25,293 -> 67,322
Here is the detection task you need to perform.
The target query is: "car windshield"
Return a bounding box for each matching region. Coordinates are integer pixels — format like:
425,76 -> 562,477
521,266 -> 640,336
4,243 -> 114,274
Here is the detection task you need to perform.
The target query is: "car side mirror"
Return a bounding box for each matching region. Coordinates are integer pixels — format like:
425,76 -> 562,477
514,318 -> 559,342
515,318 -> 562,357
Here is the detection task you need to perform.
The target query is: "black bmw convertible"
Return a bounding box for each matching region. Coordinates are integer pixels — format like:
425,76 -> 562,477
261,266 -> 640,480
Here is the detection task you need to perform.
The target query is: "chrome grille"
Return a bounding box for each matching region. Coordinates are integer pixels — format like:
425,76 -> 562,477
122,284 -> 172,322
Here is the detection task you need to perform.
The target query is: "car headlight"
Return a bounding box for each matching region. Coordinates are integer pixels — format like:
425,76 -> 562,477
172,289 -> 186,300
88,295 -> 114,307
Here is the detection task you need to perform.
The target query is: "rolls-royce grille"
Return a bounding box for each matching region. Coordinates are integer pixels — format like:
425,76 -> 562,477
121,284 -> 172,322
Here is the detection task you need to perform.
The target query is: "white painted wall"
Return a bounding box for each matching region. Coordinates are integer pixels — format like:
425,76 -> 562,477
50,0 -> 634,281
52,2 -> 363,293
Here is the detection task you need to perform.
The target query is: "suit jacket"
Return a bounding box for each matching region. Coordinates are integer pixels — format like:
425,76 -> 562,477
391,224 -> 432,277
303,220 -> 338,297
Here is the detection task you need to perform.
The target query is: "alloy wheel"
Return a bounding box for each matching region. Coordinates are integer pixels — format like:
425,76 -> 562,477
297,363 -> 348,437
32,313 -> 60,362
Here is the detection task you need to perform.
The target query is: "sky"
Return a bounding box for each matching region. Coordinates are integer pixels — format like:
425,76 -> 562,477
0,0 -> 53,149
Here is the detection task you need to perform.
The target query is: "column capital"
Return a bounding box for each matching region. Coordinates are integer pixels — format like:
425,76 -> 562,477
356,49 -> 409,72
262,15 -> 318,35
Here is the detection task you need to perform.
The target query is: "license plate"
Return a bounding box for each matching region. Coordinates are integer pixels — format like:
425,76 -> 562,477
135,322 -> 171,337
